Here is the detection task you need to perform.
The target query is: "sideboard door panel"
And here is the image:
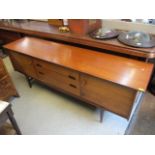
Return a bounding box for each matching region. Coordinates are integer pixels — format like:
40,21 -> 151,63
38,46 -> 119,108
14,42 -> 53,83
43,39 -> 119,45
80,74 -> 137,118
9,52 -> 37,78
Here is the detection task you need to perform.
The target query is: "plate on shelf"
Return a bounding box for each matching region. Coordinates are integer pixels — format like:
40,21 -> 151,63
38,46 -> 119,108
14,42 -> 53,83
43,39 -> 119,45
118,31 -> 155,48
90,28 -> 119,40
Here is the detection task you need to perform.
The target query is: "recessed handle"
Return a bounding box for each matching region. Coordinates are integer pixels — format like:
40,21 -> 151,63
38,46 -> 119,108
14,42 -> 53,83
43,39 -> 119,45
36,64 -> 42,67
82,79 -> 87,86
68,75 -> 76,80
69,84 -> 77,88
38,71 -> 44,75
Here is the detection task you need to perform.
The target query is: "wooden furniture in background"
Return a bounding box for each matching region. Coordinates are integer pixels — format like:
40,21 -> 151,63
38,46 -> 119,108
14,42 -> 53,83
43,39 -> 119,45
0,29 -> 22,44
0,58 -> 18,101
4,37 -> 153,122
0,29 -> 22,56
68,19 -> 101,35
0,20 -> 155,59
0,100 -> 21,135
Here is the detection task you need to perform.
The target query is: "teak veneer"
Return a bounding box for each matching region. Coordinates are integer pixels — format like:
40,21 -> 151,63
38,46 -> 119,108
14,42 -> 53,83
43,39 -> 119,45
4,37 -> 154,121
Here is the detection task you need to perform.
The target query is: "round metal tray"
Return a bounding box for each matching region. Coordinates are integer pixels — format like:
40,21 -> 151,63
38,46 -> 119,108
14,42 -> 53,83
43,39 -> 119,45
90,28 -> 119,40
118,31 -> 155,48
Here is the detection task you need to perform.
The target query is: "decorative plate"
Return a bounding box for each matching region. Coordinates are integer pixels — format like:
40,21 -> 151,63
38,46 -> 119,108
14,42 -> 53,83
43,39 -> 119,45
90,28 -> 119,40
118,31 -> 155,48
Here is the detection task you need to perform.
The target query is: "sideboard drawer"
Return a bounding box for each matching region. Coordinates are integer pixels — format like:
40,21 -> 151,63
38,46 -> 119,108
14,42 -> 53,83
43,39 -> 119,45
36,67 -> 80,96
34,58 -> 80,95
34,59 -> 79,80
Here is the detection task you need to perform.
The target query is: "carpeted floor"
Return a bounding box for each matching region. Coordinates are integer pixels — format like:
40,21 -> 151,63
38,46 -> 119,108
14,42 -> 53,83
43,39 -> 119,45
125,91 -> 155,135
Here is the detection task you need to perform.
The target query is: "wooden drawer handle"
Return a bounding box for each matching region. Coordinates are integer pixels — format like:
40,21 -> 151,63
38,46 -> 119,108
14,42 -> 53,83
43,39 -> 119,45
36,64 -> 42,67
68,75 -> 76,80
69,84 -> 77,88
38,71 -> 44,75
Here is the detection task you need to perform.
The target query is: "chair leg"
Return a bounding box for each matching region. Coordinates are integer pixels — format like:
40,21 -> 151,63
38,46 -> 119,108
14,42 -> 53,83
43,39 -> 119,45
100,109 -> 104,123
7,108 -> 22,135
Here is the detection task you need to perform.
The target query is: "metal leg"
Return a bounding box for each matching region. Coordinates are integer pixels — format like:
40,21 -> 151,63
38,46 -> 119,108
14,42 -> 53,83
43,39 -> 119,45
7,107 -> 22,135
25,76 -> 33,88
125,91 -> 144,134
100,109 -> 104,123
14,92 -> 20,97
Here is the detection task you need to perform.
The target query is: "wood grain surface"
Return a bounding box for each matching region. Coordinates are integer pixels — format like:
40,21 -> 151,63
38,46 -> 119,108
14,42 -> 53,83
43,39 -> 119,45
4,37 -> 154,91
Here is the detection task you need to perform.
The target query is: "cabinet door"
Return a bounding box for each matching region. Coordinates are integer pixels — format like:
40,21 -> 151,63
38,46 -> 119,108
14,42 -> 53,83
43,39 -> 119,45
9,52 -> 37,78
80,74 -> 137,118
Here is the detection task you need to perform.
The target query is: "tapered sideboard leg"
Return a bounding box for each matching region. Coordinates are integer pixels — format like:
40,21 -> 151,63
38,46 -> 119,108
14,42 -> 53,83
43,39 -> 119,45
25,76 -> 33,88
100,109 -> 104,123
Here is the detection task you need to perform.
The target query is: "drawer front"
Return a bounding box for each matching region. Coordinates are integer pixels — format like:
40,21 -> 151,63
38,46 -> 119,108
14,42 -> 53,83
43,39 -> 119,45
36,66 -> 80,96
34,59 -> 79,80
9,52 -> 37,78
80,74 -> 137,118
0,60 -> 7,78
0,76 -> 17,100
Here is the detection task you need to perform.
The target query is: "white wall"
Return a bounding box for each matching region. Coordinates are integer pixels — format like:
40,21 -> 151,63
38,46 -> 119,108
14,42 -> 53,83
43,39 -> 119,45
102,19 -> 155,34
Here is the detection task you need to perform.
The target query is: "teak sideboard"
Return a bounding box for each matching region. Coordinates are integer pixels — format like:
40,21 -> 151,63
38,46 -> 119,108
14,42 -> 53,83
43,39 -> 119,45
4,37 -> 153,122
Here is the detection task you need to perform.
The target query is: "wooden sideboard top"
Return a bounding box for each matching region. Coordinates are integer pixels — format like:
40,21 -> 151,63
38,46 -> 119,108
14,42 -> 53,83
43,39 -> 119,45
4,37 -> 153,91
1,20 -> 155,58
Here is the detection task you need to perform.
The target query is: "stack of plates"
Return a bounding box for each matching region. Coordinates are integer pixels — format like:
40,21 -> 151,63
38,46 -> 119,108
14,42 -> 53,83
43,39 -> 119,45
118,31 -> 155,48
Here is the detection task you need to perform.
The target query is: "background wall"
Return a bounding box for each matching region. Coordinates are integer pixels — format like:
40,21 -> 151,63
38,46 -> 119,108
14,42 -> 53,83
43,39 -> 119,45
102,19 -> 155,34
32,19 -> 155,34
